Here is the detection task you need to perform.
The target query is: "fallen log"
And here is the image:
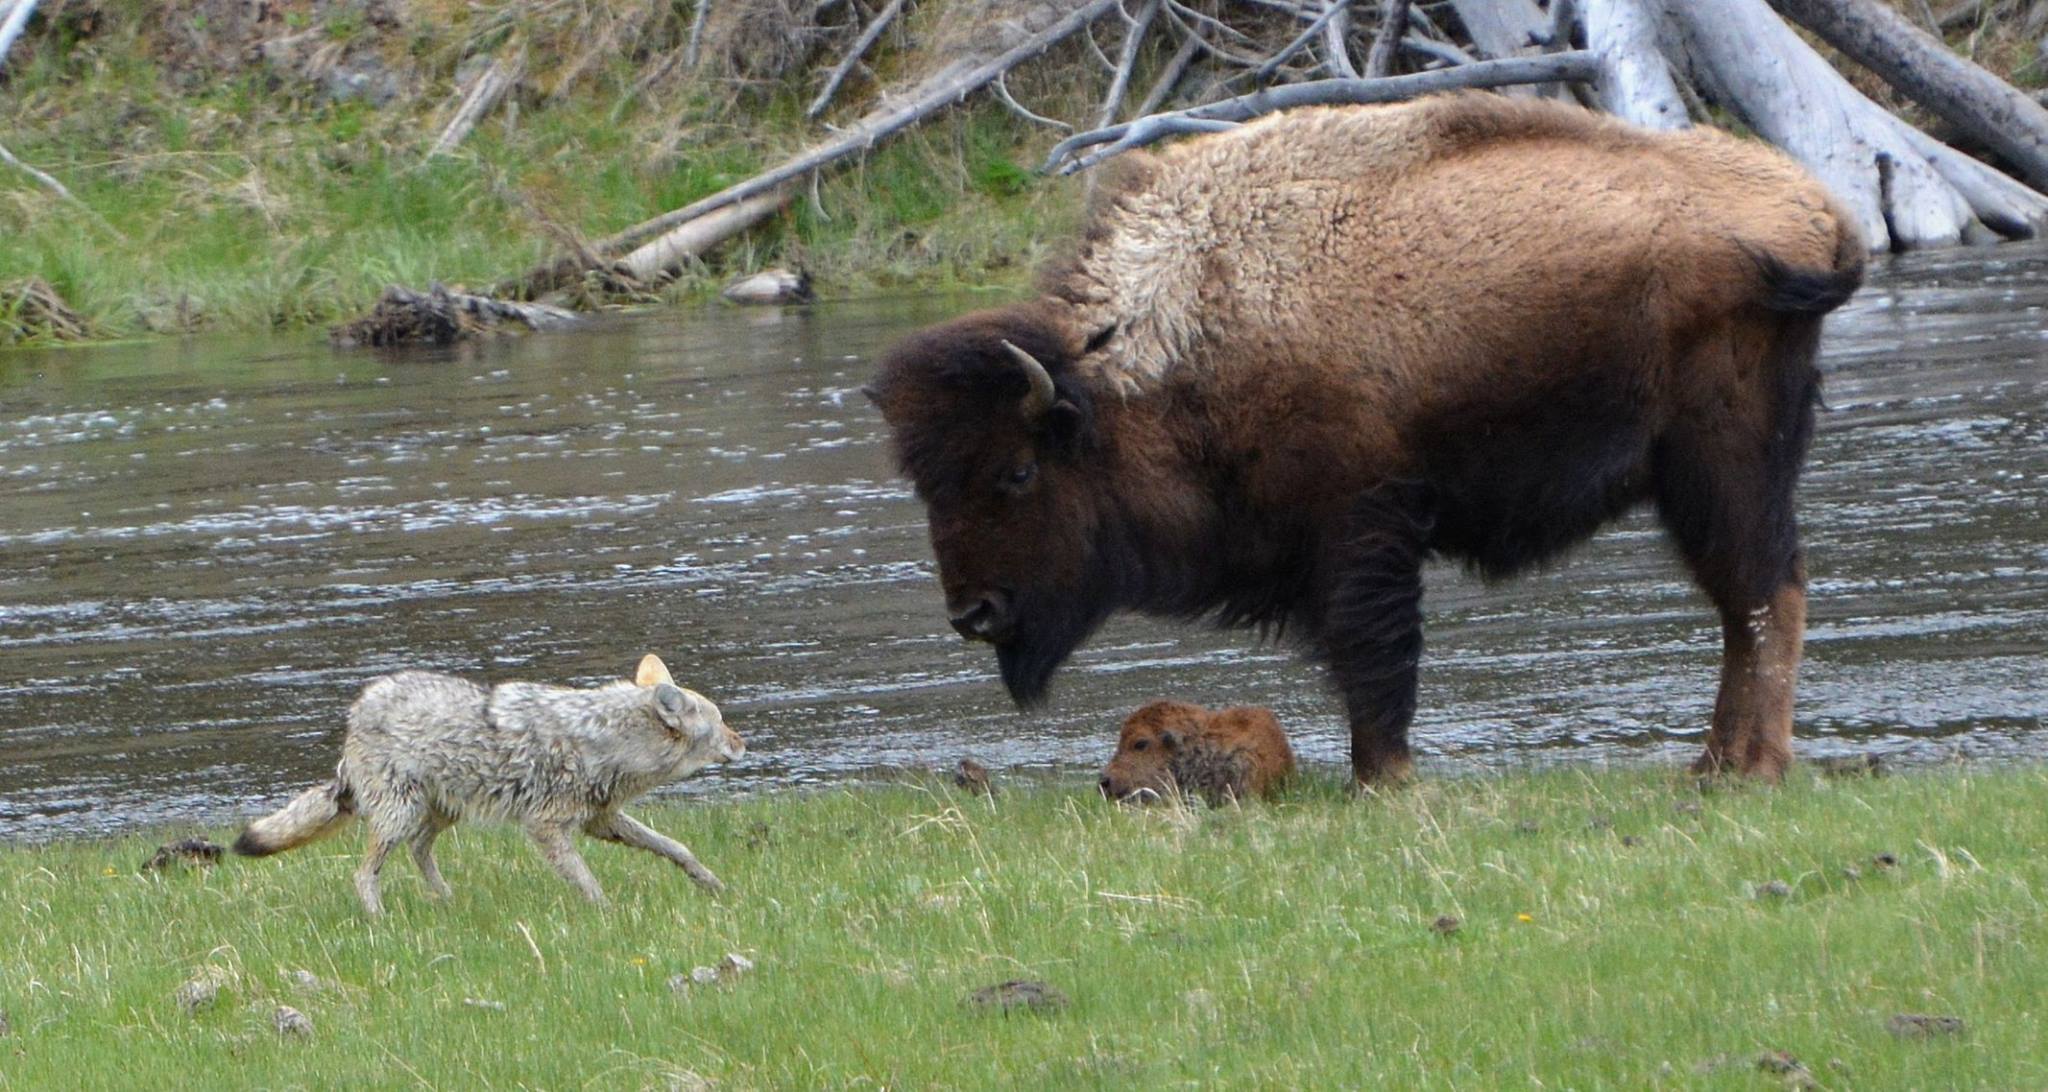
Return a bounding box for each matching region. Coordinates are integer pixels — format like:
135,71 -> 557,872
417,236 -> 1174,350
1649,0 -> 2048,249
516,0 -> 1122,295
1583,0 -> 1687,129
1446,0 -> 1562,95
427,51 -> 525,158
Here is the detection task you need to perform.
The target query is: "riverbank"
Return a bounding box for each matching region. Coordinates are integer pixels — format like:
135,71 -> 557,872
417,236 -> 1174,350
2,766 -> 2041,1086
0,1 -> 1081,346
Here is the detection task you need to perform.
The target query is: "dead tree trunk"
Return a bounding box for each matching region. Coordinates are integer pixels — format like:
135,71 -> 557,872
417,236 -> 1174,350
1769,0 -> 2048,192
1583,0 -> 1687,129
1446,0 -> 1561,95
1646,0 -> 2048,249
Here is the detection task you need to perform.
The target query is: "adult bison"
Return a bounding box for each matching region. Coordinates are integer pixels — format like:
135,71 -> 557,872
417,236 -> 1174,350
867,93 -> 1863,784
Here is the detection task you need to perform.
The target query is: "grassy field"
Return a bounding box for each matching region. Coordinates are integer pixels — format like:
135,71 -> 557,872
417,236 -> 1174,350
1,765 -> 2042,1088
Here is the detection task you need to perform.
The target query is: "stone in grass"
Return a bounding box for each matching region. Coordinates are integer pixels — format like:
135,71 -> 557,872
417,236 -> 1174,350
272,1005 -> 313,1038
175,967 -> 234,1015
283,969 -> 324,994
1754,879 -> 1793,900
671,953 -> 757,993
1873,851 -> 1900,871
1755,1050 -> 1818,1088
462,997 -> 508,1012
966,980 -> 1069,1015
1431,915 -> 1462,936
1887,1013 -> 1966,1038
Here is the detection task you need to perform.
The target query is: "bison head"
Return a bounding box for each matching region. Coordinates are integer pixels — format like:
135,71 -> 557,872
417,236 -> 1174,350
867,305 -> 1123,705
1099,699 -> 1208,802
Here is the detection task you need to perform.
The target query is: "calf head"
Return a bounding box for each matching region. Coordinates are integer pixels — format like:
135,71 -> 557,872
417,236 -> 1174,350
1099,699 -> 1209,802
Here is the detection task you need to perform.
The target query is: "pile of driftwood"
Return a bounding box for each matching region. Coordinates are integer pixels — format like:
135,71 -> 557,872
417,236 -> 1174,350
494,0 -> 2048,309
1,277 -> 93,345
329,284 -> 577,348
316,0 -> 2048,345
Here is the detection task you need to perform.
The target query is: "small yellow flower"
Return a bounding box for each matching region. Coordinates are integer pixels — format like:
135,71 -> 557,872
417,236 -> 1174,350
103,867 -> 117,877
630,957 -> 648,966
1516,913 -> 1534,923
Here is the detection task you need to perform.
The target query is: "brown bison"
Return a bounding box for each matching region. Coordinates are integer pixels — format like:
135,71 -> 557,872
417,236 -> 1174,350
1100,699 -> 1296,805
867,94 -> 1864,785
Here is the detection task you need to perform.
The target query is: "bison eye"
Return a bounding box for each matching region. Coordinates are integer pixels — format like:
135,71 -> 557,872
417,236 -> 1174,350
1000,463 -> 1037,490
1131,739 -> 1149,752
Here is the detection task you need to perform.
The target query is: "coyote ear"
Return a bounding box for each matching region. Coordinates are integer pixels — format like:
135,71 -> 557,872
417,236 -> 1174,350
635,653 -> 674,687
652,682 -> 689,730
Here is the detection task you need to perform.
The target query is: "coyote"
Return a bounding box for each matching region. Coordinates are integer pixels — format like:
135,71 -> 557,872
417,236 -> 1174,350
233,654 -> 744,914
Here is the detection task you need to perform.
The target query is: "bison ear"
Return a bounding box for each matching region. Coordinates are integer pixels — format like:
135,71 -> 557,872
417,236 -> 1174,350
1040,398 -> 1088,455
1082,323 -> 1117,356
859,383 -> 881,406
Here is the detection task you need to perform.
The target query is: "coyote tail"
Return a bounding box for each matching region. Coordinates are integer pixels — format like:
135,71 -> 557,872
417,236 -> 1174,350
232,779 -> 354,857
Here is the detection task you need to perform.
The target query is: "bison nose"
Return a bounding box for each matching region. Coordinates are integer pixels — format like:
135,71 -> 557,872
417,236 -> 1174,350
1098,777 -> 1116,798
947,591 -> 1014,643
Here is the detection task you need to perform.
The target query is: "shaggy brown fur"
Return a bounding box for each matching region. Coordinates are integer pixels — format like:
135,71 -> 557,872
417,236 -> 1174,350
869,93 -> 1864,785
1100,700 -> 1297,805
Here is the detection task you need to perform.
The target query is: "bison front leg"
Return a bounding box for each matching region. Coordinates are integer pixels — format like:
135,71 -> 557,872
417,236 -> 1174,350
1322,490 -> 1432,785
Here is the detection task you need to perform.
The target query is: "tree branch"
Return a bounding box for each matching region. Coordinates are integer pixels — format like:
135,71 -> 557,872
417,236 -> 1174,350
1097,0 -> 1162,126
1044,50 -> 1604,173
1364,0 -> 1410,78
806,0 -> 909,119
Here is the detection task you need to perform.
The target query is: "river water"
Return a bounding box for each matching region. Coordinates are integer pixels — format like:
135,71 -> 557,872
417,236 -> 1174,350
1,246 -> 2044,839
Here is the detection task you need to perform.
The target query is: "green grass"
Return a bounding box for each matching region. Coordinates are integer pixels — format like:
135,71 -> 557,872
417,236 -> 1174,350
3,766 -> 2043,1088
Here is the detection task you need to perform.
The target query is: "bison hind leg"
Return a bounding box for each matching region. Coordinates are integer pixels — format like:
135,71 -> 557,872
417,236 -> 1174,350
1654,316 -> 1824,781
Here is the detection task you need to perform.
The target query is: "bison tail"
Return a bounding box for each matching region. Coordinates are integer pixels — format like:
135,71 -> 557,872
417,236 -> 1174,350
1748,202 -> 1868,316
232,779 -> 354,858
1754,253 -> 1864,315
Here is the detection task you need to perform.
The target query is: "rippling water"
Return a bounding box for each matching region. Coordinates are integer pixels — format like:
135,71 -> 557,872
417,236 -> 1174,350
2,246 -> 2044,839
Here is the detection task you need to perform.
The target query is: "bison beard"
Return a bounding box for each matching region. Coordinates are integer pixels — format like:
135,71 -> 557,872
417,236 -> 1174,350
869,95 -> 1865,785
994,595 -> 1106,706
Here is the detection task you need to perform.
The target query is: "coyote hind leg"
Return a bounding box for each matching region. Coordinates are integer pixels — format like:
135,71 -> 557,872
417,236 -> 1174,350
409,810 -> 455,900
587,811 -> 725,894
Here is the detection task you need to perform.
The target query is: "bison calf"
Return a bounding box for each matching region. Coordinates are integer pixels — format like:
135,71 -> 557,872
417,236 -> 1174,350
1100,700 -> 1296,805
869,93 -> 1864,785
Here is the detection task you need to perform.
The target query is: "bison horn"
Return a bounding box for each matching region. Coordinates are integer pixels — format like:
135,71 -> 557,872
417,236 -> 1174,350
1001,339 -> 1057,419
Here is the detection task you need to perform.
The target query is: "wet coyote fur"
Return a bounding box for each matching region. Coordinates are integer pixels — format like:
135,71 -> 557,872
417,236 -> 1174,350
233,654 -> 745,914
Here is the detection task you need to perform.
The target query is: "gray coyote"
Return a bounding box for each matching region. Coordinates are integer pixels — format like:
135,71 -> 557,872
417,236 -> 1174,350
233,654 -> 744,914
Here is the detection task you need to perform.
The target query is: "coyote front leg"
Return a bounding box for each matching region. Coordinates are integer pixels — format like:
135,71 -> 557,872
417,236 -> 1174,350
587,812 -> 724,893
525,821 -> 607,904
